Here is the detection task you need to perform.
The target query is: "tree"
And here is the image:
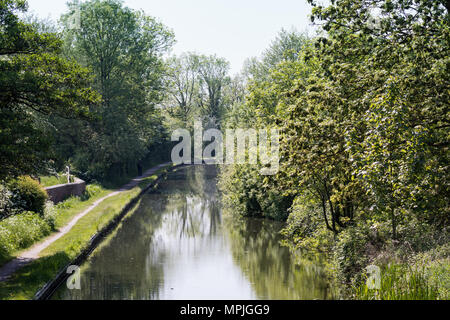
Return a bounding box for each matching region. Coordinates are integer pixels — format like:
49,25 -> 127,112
279,0 -> 449,235
243,28 -> 309,82
164,53 -> 201,126
196,54 -> 230,126
59,0 -> 175,178
0,0 -> 100,179
163,53 -> 231,129
219,30 -> 312,222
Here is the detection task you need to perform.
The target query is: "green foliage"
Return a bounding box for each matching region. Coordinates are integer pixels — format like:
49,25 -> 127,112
243,28 -> 309,82
354,264 -> 440,300
0,183 -> 14,218
221,0 -> 449,299
164,53 -> 231,128
220,165 -> 293,221
333,226 -> 373,284
164,53 -> 202,127
8,176 -> 48,214
55,0 -> 175,179
42,200 -> 56,230
0,212 -> 52,264
196,54 -> 230,123
281,196 -> 334,255
219,29 -> 310,222
83,184 -> 103,199
220,165 -> 263,218
0,0 -> 101,179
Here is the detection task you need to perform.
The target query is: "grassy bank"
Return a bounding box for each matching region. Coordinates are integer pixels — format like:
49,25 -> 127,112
0,157 -> 168,269
0,184 -> 111,268
0,165 -> 170,300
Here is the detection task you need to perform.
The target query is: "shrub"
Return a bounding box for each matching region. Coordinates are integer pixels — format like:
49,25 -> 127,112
83,183 -> 103,199
8,176 -> 48,214
281,196 -> 334,254
219,164 -> 293,221
334,225 -> 372,285
219,165 -> 263,218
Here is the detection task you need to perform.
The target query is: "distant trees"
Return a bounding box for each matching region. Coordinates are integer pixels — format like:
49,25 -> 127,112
0,0 -> 100,179
243,28 -> 309,81
164,53 -> 230,129
196,55 -> 230,125
165,53 -> 201,126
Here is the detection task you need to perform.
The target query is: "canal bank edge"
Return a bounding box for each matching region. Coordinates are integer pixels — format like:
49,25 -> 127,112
34,163 -> 185,300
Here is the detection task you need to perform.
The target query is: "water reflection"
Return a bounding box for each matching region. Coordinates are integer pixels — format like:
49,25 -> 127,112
224,216 -> 332,299
53,166 -> 331,300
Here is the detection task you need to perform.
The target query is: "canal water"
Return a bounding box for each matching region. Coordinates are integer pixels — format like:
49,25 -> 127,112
53,165 -> 332,300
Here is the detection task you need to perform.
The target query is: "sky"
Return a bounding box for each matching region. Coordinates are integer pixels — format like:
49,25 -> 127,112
26,0 -> 314,74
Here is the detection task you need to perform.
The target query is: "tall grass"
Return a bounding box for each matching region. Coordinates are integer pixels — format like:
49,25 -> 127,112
354,264 -> 439,300
0,212 -> 52,266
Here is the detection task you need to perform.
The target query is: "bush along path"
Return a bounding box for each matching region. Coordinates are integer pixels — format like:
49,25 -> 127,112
0,163 -> 171,282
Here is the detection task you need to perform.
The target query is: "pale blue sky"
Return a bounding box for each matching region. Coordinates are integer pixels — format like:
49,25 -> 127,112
26,0 -> 313,74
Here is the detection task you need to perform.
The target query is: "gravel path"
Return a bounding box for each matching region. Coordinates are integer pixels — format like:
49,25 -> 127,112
0,163 -> 170,282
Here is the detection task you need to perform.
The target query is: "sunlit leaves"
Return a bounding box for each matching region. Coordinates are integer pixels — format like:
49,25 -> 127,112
0,0 -> 101,179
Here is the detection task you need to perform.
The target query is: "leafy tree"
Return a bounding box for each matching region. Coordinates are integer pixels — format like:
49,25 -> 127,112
0,0 -> 100,179
243,28 -> 309,81
223,1 -> 449,239
220,30 -> 312,221
59,0 -> 175,178
164,53 -> 201,127
305,0 -> 449,235
196,54 -> 230,126
163,53 -> 232,129
273,0 -> 449,236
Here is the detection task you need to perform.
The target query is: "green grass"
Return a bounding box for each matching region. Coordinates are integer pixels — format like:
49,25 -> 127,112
40,175 -> 73,187
0,166 -> 168,300
354,264 -> 441,300
40,187 -> 143,258
53,185 -> 110,229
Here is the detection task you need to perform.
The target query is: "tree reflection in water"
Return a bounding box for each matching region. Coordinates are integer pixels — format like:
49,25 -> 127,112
224,215 -> 334,299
